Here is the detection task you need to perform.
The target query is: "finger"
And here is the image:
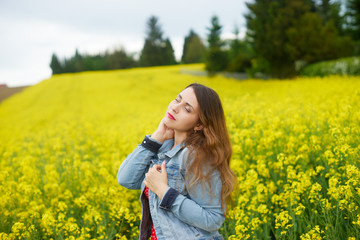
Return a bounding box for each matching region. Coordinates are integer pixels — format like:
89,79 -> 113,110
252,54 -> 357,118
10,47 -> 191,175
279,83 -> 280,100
150,165 -> 157,173
162,120 -> 169,128
156,165 -> 162,171
161,161 -> 166,173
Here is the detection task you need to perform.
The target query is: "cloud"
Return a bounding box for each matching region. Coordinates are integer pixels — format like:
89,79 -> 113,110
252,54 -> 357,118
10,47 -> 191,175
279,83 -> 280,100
0,17 -> 144,87
0,0 -> 247,87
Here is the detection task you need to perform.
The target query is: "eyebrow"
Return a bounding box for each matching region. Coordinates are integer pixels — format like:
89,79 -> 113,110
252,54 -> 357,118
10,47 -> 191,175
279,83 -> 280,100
178,94 -> 194,109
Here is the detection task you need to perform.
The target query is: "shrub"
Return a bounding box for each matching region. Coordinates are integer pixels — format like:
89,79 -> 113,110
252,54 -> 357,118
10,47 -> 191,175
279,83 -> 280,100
301,56 -> 360,77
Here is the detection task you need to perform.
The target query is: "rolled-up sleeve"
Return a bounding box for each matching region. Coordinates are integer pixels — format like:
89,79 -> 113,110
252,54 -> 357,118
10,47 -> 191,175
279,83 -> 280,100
141,135 -> 162,153
159,187 -> 180,210
117,135 -> 162,189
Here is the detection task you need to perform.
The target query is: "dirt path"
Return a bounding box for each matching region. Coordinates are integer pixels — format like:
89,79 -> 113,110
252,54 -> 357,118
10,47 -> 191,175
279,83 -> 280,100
180,69 -> 249,80
0,86 -> 29,103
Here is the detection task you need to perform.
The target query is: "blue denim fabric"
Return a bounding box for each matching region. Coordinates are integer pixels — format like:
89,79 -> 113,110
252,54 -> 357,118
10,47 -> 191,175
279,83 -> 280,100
117,135 -> 225,240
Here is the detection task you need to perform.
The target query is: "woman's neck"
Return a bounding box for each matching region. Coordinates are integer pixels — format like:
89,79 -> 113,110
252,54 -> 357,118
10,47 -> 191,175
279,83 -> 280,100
172,131 -> 188,149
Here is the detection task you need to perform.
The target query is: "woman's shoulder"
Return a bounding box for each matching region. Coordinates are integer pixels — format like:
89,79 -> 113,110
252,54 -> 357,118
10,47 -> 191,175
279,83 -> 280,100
179,146 -> 194,160
181,147 -> 221,176
167,146 -> 192,169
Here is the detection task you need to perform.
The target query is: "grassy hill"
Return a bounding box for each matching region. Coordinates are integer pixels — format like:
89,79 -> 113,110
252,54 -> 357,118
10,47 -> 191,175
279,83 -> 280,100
0,64 -> 359,239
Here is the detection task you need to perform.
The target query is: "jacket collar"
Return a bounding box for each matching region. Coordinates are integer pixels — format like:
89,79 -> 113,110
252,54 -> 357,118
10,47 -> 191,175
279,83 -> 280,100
161,139 -> 186,158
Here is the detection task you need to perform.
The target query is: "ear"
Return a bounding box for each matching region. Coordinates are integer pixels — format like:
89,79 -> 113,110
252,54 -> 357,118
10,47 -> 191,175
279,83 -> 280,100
194,124 -> 203,131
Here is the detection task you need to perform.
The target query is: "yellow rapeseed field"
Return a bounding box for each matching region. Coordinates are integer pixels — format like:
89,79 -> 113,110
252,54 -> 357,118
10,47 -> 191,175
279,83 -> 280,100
0,64 -> 359,239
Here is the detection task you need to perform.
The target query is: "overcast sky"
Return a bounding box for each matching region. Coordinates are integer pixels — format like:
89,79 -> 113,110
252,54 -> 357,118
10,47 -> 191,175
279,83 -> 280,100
0,0 -> 248,87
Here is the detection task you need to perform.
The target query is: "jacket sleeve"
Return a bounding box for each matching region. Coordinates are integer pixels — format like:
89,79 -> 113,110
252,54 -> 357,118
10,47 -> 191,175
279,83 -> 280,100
159,151 -> 225,233
117,135 -> 162,189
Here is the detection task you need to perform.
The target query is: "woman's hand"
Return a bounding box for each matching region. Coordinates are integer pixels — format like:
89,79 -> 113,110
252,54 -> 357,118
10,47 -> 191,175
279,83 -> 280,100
151,118 -> 174,143
143,161 -> 168,199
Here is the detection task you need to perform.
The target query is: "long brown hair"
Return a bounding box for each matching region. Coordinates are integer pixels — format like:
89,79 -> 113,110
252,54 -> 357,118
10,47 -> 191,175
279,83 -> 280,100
184,83 -> 237,216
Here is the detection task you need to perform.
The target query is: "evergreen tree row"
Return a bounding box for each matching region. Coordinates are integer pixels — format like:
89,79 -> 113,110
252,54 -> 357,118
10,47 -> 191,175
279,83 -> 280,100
50,48 -> 137,74
204,0 -> 360,78
50,16 -> 206,75
50,0 -> 360,78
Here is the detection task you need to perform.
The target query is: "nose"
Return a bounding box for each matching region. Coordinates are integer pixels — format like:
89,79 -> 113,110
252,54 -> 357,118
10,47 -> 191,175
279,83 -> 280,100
171,103 -> 179,113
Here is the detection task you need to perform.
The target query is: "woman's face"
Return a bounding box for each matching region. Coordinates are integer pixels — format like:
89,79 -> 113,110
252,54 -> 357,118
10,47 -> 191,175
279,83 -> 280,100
163,87 -> 201,133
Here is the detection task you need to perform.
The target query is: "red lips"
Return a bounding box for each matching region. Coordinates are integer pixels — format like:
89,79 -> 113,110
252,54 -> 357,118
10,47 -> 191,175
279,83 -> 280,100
167,112 -> 176,120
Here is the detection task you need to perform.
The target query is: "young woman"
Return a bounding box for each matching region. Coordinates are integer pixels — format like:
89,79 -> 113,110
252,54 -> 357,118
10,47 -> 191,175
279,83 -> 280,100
117,83 -> 237,240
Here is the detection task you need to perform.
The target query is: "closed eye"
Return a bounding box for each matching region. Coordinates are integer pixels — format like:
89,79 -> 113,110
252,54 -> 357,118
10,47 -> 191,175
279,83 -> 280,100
175,94 -> 193,113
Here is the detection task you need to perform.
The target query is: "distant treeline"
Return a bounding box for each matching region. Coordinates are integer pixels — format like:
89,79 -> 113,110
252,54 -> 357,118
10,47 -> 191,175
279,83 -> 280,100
50,17 -> 207,75
50,0 -> 360,78
50,49 -> 137,74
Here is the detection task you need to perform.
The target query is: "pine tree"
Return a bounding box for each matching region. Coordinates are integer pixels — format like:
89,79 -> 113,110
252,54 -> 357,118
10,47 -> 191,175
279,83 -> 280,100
314,0 -> 344,35
164,38 -> 176,65
205,15 -> 229,74
73,49 -> 84,72
286,12 -> 354,63
227,26 -> 253,72
181,30 -> 206,63
50,53 -> 63,74
345,0 -> 360,41
245,0 -> 354,78
139,16 -> 176,66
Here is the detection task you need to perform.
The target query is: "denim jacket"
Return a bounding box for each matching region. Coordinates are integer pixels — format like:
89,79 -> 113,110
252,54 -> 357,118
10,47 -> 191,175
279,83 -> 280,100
117,135 -> 225,240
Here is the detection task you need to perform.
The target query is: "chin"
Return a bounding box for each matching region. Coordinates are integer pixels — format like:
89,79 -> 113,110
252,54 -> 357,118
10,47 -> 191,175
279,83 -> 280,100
163,118 -> 173,126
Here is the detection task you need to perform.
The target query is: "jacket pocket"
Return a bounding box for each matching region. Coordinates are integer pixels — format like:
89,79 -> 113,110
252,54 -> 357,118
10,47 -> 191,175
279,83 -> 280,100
166,164 -> 186,194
